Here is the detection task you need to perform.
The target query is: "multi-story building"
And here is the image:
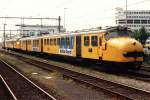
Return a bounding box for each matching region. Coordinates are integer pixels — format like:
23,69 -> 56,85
115,7 -> 150,32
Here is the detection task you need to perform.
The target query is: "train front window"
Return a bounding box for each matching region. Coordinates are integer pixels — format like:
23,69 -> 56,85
105,31 -> 131,40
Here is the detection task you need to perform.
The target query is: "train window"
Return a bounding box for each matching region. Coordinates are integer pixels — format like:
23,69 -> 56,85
37,40 -> 38,46
70,36 -> 74,49
66,37 -> 70,48
44,39 -> 46,45
45,39 -> 47,45
52,39 -> 54,45
49,39 -> 51,45
33,40 -> 34,46
36,40 -> 37,46
99,37 -> 102,46
84,36 -> 89,46
91,36 -> 98,46
35,40 -> 36,47
54,39 -> 56,45
46,39 -> 49,45
47,39 -> 49,45
105,31 -> 130,40
35,40 -> 36,46
61,37 -> 65,48
36,40 -> 37,47
51,39 -> 54,45
57,38 -> 60,45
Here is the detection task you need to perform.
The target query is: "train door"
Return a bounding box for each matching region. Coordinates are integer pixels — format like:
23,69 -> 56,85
98,35 -> 103,60
41,38 -> 43,52
76,35 -> 81,57
90,34 -> 99,59
26,40 -> 27,51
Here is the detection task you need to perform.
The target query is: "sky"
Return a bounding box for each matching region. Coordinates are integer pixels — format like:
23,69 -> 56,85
0,0 -> 150,41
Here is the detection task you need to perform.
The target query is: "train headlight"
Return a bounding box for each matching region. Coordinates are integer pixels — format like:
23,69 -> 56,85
17,42 -> 20,45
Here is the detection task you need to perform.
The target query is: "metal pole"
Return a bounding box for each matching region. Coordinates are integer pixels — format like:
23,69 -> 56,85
126,0 -> 127,27
64,8 -> 67,31
41,18 -> 43,28
20,17 -> 23,37
3,24 -> 6,49
58,16 -> 61,33
10,30 -> 11,39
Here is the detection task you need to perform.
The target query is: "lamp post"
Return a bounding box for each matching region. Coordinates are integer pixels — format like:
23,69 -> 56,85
64,8 -> 67,31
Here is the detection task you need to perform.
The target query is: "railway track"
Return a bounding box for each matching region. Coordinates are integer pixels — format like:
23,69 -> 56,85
0,59 -> 56,100
0,75 -> 17,100
2,50 -> 150,100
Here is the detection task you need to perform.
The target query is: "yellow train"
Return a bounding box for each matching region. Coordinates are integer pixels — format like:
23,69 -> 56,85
5,26 -> 144,69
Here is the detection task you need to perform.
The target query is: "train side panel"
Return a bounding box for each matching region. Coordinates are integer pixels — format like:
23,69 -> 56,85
14,41 -> 21,50
48,37 -> 59,54
59,35 -> 76,57
81,33 -> 103,60
32,39 -> 42,52
26,40 -> 32,51
20,40 -> 27,51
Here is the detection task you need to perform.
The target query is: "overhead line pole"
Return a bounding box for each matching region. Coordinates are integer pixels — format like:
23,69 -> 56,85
126,0 -> 128,27
3,24 -> 6,49
64,8 -> 67,31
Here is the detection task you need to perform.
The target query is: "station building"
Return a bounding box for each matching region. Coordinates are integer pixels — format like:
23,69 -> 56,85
115,7 -> 150,32
16,24 -> 65,37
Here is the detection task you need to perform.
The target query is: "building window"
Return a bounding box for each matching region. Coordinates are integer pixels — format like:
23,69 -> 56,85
141,20 -> 147,24
134,20 -> 140,24
127,20 -> 133,24
148,20 -> 150,24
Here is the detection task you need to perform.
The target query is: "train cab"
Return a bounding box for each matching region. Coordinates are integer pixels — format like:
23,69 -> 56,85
102,26 -> 144,68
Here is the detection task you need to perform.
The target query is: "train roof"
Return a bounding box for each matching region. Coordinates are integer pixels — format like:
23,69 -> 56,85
5,38 -> 20,42
20,36 -> 42,41
18,30 -> 106,40
8,26 -> 132,41
106,26 -> 132,32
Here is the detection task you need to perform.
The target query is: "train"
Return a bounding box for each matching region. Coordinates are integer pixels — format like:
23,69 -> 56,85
4,26 -> 144,70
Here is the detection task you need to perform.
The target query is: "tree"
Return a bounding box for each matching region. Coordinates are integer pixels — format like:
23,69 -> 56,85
133,29 -> 140,41
133,26 -> 148,44
139,26 -> 148,44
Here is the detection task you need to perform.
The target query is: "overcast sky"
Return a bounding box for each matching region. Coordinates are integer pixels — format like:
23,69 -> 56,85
0,0 -> 150,41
